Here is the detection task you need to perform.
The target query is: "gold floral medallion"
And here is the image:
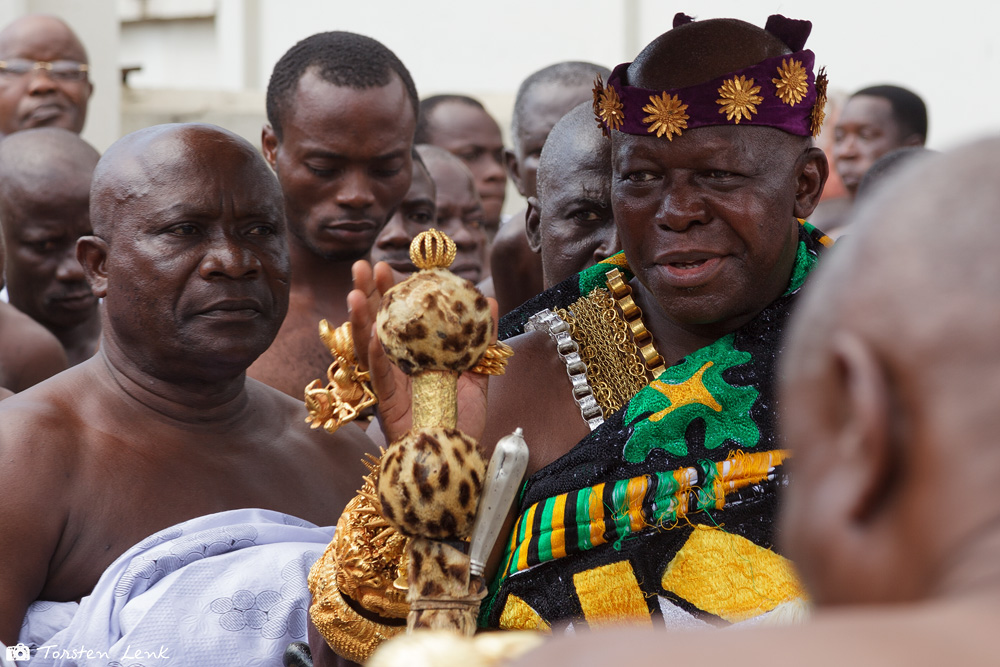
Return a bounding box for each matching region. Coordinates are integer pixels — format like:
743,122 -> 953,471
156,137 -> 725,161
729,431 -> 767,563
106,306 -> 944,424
772,58 -> 808,106
642,92 -> 689,140
716,75 -> 764,124
596,82 -> 625,132
809,67 -> 829,137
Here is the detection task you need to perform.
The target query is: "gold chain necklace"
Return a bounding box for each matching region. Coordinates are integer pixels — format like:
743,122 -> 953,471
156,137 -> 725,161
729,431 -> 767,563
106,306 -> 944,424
604,268 -> 666,378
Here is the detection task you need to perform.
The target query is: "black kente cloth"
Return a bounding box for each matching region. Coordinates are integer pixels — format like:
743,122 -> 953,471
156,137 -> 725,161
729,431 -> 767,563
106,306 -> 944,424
482,222 -> 830,629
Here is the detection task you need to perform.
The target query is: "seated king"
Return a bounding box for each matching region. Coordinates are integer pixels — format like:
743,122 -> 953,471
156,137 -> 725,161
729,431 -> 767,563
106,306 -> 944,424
313,12 -> 832,659
475,13 -> 833,631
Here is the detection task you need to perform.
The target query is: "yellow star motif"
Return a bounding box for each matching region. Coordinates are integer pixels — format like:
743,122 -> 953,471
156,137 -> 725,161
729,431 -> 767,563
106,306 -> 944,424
772,58 -> 809,106
648,362 -> 722,422
716,75 -> 763,124
642,92 -> 689,140
810,68 -> 829,137
598,84 -> 624,132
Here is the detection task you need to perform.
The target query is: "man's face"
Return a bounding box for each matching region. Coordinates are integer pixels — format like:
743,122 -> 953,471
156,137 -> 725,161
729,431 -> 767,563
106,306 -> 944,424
264,70 -> 415,263
513,83 -> 593,199
532,143 -> 616,288
424,101 -> 506,234
832,96 -> 902,198
3,190 -> 96,328
371,161 -> 436,273
99,136 -> 290,378
0,18 -> 92,136
425,157 -> 487,284
612,125 -> 801,332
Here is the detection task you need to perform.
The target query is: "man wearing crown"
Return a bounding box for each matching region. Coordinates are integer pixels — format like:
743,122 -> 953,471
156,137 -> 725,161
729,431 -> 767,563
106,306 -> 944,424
351,13 -> 832,637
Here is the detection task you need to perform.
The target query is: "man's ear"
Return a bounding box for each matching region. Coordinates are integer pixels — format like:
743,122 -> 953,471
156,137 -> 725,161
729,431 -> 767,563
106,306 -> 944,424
504,148 -> 526,197
261,124 -> 279,170
793,146 -> 830,220
827,330 -> 893,523
525,197 -> 543,254
77,235 -> 109,298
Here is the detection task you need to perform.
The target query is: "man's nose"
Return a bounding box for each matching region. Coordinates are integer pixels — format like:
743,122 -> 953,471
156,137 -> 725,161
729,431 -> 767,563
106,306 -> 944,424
55,245 -> 86,282
377,216 -> 409,248
199,236 -> 261,279
658,181 -> 707,232
335,170 -> 376,210
26,68 -> 59,95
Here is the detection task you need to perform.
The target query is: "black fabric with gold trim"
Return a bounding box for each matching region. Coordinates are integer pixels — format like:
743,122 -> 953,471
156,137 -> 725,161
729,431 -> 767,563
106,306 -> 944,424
482,221 -> 832,631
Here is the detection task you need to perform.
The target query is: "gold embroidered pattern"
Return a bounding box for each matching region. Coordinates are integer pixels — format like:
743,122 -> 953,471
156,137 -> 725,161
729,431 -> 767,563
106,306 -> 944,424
772,58 -> 809,106
605,268 -> 666,378
809,67 -> 829,137
592,73 -> 609,136
716,75 -> 763,124
556,287 -> 647,415
596,82 -> 624,132
642,92 -> 689,140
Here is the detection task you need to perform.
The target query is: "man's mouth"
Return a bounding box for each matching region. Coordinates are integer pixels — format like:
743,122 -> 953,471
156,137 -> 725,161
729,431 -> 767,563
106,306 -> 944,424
658,253 -> 725,287
323,220 -> 377,232
25,104 -> 66,126
51,291 -> 96,311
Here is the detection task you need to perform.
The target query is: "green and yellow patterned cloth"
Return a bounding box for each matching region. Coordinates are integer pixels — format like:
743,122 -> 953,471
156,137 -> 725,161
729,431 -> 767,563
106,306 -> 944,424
484,220 -> 831,631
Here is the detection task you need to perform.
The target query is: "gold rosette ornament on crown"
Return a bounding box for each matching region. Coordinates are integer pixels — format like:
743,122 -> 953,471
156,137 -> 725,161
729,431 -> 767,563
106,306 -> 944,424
717,75 -> 764,124
642,92 -> 689,140
772,58 -> 809,106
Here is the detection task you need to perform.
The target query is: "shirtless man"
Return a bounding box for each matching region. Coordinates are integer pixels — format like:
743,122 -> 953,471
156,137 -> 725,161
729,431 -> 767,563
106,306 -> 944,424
0,14 -> 92,137
249,31 -> 418,398
523,102 -> 618,291
0,127 -> 101,365
0,124 -> 373,653
0,230 -> 66,395
491,61 -> 610,315
416,145 -> 488,284
516,137 -> 1000,667
370,151 -> 437,276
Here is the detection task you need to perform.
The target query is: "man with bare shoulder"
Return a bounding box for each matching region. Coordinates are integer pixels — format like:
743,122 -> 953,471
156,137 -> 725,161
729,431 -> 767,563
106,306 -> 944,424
0,127 -> 102,365
248,32 -> 418,398
0,229 -> 66,394
0,123 -> 374,664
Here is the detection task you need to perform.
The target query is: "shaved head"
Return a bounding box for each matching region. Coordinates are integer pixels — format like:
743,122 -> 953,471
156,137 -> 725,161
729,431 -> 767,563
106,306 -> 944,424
0,14 -> 86,57
91,123 -> 282,240
779,138 -> 1000,606
537,102 -> 609,202
0,126 -> 98,213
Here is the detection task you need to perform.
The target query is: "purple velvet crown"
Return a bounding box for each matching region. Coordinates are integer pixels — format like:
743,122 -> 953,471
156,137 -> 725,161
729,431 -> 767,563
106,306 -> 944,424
593,14 -> 828,140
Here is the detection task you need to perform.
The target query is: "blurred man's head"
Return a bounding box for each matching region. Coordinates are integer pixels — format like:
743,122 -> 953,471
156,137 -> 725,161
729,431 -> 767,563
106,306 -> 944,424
779,140 -> 1000,607
371,150 -> 437,274
415,144 -> 487,284
0,127 -> 99,330
416,95 -> 505,239
0,14 -> 92,137
526,102 -> 616,288
263,31 -> 418,264
507,61 -> 611,200
832,85 -> 927,198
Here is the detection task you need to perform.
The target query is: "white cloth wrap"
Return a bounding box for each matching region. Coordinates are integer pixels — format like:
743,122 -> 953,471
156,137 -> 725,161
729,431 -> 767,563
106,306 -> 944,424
19,508 -> 333,667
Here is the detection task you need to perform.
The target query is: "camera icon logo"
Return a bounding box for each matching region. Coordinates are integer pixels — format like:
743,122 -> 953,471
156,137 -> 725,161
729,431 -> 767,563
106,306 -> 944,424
5,643 -> 30,661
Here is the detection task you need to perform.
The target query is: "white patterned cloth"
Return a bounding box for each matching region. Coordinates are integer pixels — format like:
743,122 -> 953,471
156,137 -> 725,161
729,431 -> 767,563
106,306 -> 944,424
19,509 -> 333,667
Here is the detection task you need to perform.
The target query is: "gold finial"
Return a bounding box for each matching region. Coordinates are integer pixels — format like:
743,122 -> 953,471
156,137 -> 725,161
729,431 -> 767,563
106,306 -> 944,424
409,229 -> 457,271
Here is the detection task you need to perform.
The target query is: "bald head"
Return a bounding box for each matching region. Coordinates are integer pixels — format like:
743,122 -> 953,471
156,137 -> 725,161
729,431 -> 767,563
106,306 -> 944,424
0,14 -> 91,137
0,126 -> 98,211
537,103 -> 609,202
779,138 -> 1000,606
91,123 -> 282,240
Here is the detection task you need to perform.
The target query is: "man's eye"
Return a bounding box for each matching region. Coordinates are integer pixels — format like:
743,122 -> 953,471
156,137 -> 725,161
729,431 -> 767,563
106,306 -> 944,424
169,223 -> 199,236
408,211 -> 434,225
459,148 -> 484,162
248,224 -> 276,236
573,210 -> 602,224
625,171 -> 656,183
306,164 -> 335,177
706,170 -> 735,179
27,240 -> 58,252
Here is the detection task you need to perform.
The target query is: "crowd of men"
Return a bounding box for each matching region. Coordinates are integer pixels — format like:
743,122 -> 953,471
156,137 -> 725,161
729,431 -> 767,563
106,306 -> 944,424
1,9 -> 992,667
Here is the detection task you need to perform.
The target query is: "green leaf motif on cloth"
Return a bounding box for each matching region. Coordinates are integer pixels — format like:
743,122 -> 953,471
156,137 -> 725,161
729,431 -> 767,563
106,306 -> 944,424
784,240 -> 816,295
623,334 -> 760,463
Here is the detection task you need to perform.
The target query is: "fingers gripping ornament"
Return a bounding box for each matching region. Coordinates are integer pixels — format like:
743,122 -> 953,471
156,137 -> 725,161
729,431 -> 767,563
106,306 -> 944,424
375,229 -> 516,633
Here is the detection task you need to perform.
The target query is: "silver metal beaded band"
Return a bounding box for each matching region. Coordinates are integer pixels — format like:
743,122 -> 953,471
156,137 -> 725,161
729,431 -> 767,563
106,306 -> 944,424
525,308 -> 604,431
